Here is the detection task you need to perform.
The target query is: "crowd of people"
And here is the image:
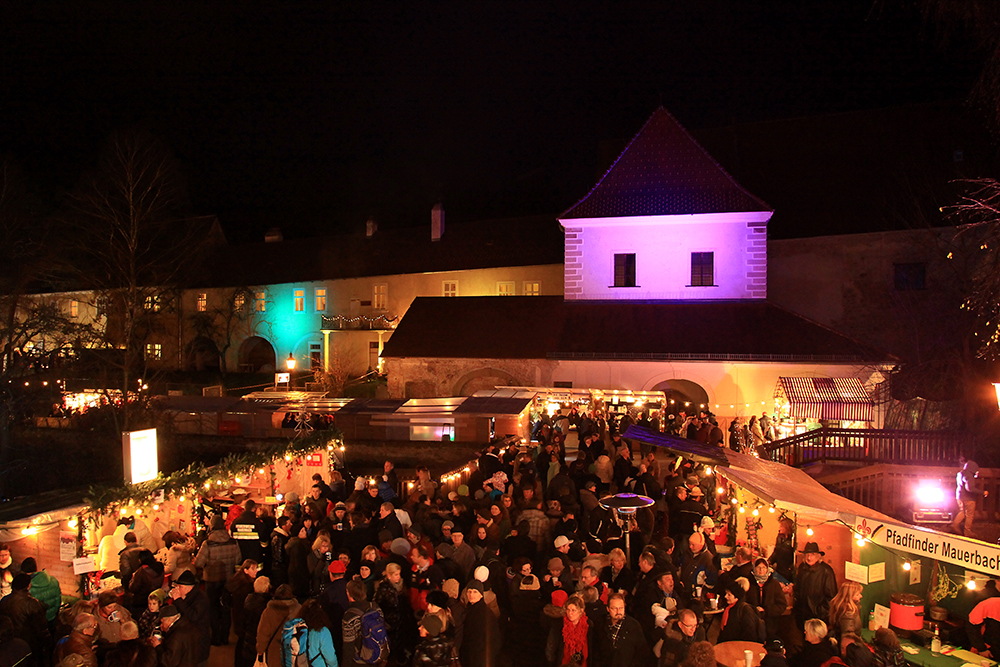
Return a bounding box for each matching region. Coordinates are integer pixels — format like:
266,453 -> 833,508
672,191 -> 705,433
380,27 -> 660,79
0,417 -> 925,667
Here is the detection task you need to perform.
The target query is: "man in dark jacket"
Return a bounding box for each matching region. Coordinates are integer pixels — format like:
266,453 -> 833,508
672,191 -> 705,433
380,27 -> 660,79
118,532 -> 145,590
231,500 -> 266,563
598,593 -> 650,667
194,515 -> 242,646
342,579 -> 386,665
747,558 -> 788,640
460,581 -> 500,667
794,543 -> 837,629
0,574 -> 50,667
659,609 -> 705,666
268,515 -> 293,586
718,578 -> 763,643
168,571 -> 211,664
226,560 -> 258,662
153,605 -> 201,667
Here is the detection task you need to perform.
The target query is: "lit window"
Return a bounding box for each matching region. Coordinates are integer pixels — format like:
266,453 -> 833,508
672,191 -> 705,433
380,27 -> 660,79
373,284 -> 387,310
144,295 -> 161,312
497,281 -> 515,296
196,293 -> 207,312
234,292 -> 246,311
255,292 -> 266,312
310,342 -> 322,369
69,300 -> 79,318
315,288 -> 326,312
145,343 -> 162,360
443,281 -> 458,297
523,281 -> 540,296
691,252 -> 714,287
294,289 -> 305,312
614,254 -> 636,287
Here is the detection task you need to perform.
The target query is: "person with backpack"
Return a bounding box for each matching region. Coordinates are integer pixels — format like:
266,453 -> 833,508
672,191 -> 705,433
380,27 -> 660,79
282,599 -> 338,667
342,580 -> 389,666
718,577 -> 766,644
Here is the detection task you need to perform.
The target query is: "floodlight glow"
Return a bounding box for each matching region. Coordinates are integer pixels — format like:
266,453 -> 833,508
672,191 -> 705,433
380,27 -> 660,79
915,484 -> 946,505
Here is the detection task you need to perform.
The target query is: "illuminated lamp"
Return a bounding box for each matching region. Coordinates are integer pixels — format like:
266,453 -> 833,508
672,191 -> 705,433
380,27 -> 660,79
806,527 -> 814,536
902,561 -> 911,571
968,580 -> 978,590
716,487 -> 725,495
286,353 -> 296,371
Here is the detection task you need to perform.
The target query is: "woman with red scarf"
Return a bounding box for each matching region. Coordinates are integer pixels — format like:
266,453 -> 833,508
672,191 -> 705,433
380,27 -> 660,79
546,594 -> 595,667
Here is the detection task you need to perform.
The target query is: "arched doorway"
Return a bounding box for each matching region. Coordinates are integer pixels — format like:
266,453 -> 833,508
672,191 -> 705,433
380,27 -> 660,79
453,367 -> 522,397
651,379 -> 711,413
238,336 -> 276,373
186,337 -> 221,371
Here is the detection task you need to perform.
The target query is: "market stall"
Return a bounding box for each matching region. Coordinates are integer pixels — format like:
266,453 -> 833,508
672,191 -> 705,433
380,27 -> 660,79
772,376 -> 875,438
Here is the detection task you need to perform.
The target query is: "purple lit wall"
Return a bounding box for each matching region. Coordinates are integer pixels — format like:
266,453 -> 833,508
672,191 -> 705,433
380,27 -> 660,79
561,211 -> 770,301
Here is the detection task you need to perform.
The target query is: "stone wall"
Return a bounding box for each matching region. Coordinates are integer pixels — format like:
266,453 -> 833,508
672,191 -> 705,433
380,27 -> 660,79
385,357 -> 558,398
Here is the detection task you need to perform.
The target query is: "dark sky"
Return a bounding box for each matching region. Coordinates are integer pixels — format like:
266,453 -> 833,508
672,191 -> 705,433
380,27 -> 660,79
0,2 -> 980,242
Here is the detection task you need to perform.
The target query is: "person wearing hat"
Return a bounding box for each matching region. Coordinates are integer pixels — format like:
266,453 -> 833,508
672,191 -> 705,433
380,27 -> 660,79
437,526 -> 476,581
268,515 -> 293,588
0,572 -> 49,667
225,559 -> 258,660
194,514 -> 241,646
460,581 -> 500,667
152,604 -> 201,667
168,570 -> 211,664
747,557 -> 787,640
761,638 -> 789,667
138,588 -> 168,642
412,611 -> 456,667
19,557 -> 60,625
676,485 -> 708,538
94,589 -> 133,647
952,456 -> 982,537
719,576 -> 765,643
794,542 -> 837,630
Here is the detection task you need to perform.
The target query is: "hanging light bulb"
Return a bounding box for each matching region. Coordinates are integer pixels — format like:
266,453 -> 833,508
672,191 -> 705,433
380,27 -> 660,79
968,580 -> 978,590
752,508 -> 759,516
67,518 -> 78,529
857,538 -> 865,547
717,487 -> 725,495
235,477 -> 242,484
152,504 -> 160,511
768,506 -> 776,514
704,466 -> 712,475
135,508 -> 142,515
179,495 -> 185,502
739,505 -> 746,514
119,508 -> 127,516
902,561 -> 911,571
731,497 -> 738,504
806,527 -> 814,536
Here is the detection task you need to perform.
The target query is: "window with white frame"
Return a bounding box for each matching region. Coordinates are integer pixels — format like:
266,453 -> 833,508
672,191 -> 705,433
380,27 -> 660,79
69,300 -> 79,318
315,288 -> 327,312
294,289 -> 305,312
497,281 -> 515,296
443,281 -> 458,297
145,343 -> 162,360
255,291 -> 266,312
196,293 -> 207,312
523,281 -> 540,296
373,284 -> 387,309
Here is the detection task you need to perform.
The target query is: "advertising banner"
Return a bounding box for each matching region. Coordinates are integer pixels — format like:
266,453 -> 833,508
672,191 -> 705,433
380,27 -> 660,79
853,516 -> 1000,577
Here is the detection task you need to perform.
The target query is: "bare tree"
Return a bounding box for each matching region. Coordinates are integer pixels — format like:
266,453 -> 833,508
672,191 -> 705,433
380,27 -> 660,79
187,286 -> 274,374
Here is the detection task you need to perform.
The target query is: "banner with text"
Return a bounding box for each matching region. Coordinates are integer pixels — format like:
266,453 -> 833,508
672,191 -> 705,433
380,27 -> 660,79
853,517 -> 1000,577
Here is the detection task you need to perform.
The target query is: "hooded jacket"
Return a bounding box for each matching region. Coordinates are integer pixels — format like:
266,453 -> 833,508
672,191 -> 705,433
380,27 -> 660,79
194,530 -> 241,582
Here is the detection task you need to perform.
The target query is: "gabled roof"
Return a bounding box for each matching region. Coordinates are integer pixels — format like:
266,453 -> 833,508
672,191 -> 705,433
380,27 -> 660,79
561,107 -> 771,219
381,296 -> 891,363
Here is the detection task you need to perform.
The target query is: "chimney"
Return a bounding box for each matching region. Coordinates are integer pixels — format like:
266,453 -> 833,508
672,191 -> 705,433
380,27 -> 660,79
366,216 -> 378,237
431,203 -> 445,241
264,227 -> 283,243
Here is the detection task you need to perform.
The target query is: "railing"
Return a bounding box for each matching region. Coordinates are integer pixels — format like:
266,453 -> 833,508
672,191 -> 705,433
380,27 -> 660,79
763,428 -> 972,467
321,314 -> 398,331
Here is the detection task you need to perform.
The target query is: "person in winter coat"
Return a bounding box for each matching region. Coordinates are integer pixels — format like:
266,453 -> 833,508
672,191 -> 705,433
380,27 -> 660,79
127,550 -> 165,619
460,581 -> 500,667
596,593 -> 649,667
372,563 -> 417,666
256,585 -> 301,667
20,558 -> 61,625
194,514 -> 243,645
307,534 -> 334,598
104,621 -> 157,667
870,627 -> 906,667
0,574 -> 50,667
285,524 -> 313,599
506,573 -> 548,667
659,609 -> 706,667
746,558 -> 787,640
169,570 -> 211,665
412,613 -> 456,667
546,594 -> 596,667
718,578 -> 763,643
341,580 -> 385,666
152,605 -> 201,667
238,577 -> 270,667
794,543 -> 838,629
226,560 -> 258,662
55,613 -> 98,667
828,582 -> 863,642
289,599 -> 339,667
790,619 -> 836,667
268,515 -> 293,587
600,548 -> 636,596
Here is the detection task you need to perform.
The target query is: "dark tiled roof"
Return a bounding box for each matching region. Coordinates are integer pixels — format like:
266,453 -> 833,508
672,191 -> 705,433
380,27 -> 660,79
195,215 -> 564,288
561,107 -> 771,219
381,296 -> 890,363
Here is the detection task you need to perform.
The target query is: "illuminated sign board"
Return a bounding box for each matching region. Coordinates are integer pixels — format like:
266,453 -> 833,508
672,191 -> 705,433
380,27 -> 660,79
122,428 -> 158,484
275,373 -> 290,384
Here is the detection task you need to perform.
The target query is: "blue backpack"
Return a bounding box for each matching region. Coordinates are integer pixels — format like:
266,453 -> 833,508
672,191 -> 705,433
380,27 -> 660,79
282,618 -> 313,667
356,607 -> 389,665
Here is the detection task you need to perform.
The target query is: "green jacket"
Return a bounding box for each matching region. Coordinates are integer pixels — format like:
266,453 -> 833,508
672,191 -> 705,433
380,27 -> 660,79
30,570 -> 62,622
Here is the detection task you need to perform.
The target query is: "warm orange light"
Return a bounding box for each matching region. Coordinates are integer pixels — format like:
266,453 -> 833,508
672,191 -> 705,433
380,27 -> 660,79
286,353 -> 296,371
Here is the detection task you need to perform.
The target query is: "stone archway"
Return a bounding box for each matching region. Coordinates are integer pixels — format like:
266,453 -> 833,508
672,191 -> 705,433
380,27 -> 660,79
453,367 -> 523,397
185,336 -> 221,372
237,336 -> 276,373
651,378 -> 711,413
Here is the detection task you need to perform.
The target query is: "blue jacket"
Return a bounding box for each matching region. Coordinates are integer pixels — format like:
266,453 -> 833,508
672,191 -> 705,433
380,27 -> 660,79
288,627 -> 339,667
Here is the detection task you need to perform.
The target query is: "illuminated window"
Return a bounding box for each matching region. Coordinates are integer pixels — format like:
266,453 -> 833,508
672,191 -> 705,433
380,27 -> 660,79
234,292 -> 246,311
145,343 -> 162,360
69,300 -> 79,318
255,291 -> 266,312
443,281 -> 458,297
523,281 -> 540,296
315,288 -> 326,312
310,342 -> 322,369
294,289 -> 305,312
373,284 -> 387,310
690,252 -> 714,286
497,281 -> 515,296
196,293 -> 207,312
144,295 -> 161,312
613,253 -> 636,287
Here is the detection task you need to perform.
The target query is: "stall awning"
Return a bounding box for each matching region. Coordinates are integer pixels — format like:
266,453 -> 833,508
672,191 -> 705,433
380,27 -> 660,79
775,376 -> 873,421
622,426 -> 729,465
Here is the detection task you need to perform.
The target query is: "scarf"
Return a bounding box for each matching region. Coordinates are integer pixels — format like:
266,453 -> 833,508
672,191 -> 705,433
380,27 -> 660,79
562,615 -> 589,666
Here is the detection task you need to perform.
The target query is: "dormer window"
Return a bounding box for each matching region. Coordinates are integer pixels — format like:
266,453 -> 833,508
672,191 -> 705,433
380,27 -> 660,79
613,253 -> 636,287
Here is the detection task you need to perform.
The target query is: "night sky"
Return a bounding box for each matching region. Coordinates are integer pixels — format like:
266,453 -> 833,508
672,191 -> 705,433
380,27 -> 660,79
0,2 -> 981,243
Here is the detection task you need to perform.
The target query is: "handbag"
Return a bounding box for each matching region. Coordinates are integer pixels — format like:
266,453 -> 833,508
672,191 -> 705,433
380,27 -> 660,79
253,655 -> 267,667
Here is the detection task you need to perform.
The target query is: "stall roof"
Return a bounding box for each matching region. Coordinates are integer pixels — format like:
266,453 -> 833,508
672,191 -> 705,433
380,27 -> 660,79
454,396 -> 533,415
775,377 -> 873,421
624,425 -> 894,523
